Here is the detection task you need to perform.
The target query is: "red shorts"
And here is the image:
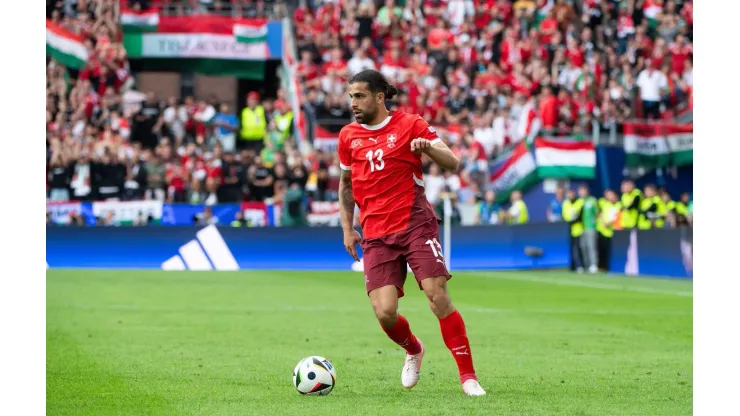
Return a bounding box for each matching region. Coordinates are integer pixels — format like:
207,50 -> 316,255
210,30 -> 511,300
360,219 -> 451,297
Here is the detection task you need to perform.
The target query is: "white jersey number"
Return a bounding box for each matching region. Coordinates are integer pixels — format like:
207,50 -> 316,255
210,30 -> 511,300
365,149 -> 385,172
425,238 -> 444,258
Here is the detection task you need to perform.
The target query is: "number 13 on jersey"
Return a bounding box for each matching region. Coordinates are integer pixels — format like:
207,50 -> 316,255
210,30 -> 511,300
366,149 -> 384,172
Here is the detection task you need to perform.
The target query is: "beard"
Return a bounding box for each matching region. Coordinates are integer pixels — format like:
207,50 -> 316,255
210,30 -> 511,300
353,106 -> 376,124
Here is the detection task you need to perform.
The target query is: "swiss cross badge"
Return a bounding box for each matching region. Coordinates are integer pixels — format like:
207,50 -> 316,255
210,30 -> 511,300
387,134 -> 397,148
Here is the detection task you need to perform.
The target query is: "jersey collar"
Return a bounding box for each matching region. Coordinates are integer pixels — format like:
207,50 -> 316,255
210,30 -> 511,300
360,114 -> 392,131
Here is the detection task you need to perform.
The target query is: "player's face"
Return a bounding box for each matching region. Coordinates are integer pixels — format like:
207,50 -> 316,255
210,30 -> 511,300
348,82 -> 379,124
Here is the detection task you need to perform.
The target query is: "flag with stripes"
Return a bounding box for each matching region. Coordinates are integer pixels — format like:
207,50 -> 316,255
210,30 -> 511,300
623,122 -> 693,168
489,142 -> 539,203
122,15 -> 270,61
46,20 -> 89,69
534,137 -> 596,179
120,8 -> 160,32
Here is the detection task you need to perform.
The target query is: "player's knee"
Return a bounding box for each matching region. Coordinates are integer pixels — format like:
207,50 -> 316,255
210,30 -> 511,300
424,282 -> 453,318
370,295 -> 398,328
428,293 -> 453,317
373,305 -> 398,328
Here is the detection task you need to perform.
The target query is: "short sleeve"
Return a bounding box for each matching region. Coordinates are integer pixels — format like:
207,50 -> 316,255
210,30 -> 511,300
410,115 -> 442,145
338,130 -> 352,171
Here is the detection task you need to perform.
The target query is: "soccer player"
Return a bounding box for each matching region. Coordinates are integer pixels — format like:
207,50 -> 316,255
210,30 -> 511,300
337,70 -> 486,396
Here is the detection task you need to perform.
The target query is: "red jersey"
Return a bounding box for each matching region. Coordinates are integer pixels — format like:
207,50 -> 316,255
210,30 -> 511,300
338,111 -> 440,239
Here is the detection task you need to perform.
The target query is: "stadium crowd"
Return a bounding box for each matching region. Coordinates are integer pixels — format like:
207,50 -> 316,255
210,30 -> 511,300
295,0 -> 692,199
47,0 -> 693,218
46,0 -> 329,207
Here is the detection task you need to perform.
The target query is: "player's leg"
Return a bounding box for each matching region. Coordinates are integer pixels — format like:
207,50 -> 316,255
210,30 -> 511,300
406,231 -> 486,396
363,242 -> 424,389
419,277 -> 485,395
368,284 -> 423,355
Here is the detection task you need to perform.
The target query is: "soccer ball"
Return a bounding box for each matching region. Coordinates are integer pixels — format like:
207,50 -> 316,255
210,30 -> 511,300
293,356 -> 337,396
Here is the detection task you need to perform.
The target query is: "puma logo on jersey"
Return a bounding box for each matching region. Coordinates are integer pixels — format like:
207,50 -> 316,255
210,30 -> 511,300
368,138 -> 377,143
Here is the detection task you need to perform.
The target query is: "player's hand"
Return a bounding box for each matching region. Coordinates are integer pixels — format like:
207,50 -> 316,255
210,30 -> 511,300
410,138 -> 432,154
343,229 -> 362,262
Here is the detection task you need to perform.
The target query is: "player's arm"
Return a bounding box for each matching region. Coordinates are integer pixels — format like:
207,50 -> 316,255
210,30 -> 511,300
338,133 -> 362,261
409,117 -> 459,171
339,169 -> 355,234
412,140 -> 459,171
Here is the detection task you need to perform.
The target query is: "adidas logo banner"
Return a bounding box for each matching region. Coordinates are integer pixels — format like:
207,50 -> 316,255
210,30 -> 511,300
161,225 -> 239,271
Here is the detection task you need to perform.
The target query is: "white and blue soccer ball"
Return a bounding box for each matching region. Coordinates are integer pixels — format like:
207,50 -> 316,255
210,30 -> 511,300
293,356 -> 337,396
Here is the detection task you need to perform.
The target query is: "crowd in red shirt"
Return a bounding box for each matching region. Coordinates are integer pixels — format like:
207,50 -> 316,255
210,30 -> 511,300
46,0 -> 694,210
293,0 -> 693,163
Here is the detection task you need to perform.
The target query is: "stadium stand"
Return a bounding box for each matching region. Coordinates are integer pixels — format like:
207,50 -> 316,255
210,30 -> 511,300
46,0 -> 693,224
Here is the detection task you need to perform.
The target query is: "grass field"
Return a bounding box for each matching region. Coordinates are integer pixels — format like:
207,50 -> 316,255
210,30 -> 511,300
47,270 -> 693,416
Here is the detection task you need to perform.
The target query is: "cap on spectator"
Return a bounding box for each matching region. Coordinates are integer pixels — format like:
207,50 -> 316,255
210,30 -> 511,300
275,99 -> 288,111
247,91 -> 260,100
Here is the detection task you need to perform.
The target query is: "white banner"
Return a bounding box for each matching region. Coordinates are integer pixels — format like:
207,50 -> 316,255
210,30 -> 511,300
92,200 -> 163,222
136,34 -> 268,59
46,202 -> 82,224
307,201 -> 341,226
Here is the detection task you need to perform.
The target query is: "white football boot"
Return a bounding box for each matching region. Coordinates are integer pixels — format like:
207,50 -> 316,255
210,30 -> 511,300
401,341 -> 424,389
462,379 -> 487,396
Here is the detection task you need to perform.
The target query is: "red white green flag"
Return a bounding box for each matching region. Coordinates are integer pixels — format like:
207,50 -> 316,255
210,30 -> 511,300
122,15 -> 270,61
46,20 -> 89,69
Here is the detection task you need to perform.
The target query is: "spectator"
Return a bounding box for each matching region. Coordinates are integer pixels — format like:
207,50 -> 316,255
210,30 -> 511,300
132,93 -> 163,150
247,157 -> 275,202
636,60 -> 667,119
503,190 -> 529,225
239,91 -> 268,154
218,151 -> 244,203
213,103 -> 239,152
162,97 -> 185,146
475,190 -> 501,225
547,185 -> 565,223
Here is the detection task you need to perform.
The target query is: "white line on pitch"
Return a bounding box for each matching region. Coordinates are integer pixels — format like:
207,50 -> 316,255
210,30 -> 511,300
473,272 -> 693,297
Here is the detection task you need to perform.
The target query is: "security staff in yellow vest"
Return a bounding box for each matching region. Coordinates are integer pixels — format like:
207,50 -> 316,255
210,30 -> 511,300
658,188 -> 675,228
504,190 -> 529,224
597,189 -> 620,271
673,192 -> 691,227
619,180 -> 642,229
562,188 -> 585,272
273,102 -> 294,147
637,185 -> 661,230
230,211 -> 251,228
239,91 -> 267,154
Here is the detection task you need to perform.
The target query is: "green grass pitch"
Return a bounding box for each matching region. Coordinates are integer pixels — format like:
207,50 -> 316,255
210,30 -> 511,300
47,270 -> 692,415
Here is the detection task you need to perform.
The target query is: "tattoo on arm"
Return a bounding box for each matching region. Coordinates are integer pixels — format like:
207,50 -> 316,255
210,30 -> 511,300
339,170 -> 354,211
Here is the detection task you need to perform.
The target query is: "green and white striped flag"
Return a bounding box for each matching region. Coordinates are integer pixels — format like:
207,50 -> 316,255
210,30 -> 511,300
122,15 -> 270,63
489,142 -> 539,203
534,137 -> 596,179
623,122 -> 693,168
120,8 -> 160,32
46,20 -> 89,69
233,22 -> 268,44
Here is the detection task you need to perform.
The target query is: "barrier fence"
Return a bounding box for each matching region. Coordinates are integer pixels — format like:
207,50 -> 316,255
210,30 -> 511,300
46,224 -> 692,279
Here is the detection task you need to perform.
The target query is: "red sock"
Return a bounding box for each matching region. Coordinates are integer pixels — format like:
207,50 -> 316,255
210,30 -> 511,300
381,314 -> 422,355
439,310 -> 477,383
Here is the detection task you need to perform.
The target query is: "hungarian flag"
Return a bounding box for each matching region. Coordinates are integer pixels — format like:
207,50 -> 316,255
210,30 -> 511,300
534,137 -> 596,179
46,20 -> 89,69
233,22 -> 268,44
623,122 -> 693,168
489,142 -> 539,203
120,8 -> 160,32
122,15 -> 270,66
